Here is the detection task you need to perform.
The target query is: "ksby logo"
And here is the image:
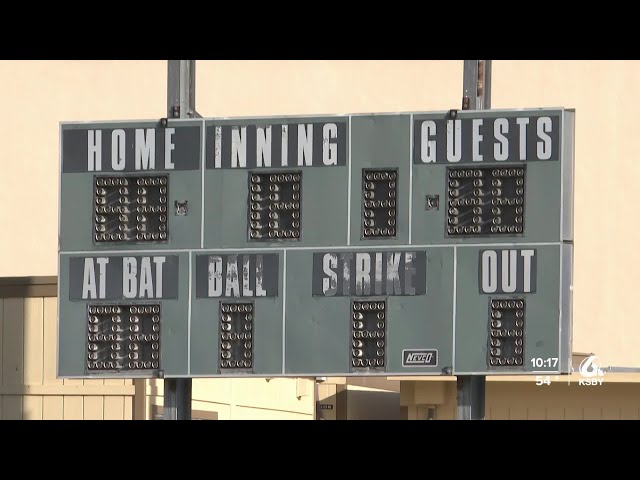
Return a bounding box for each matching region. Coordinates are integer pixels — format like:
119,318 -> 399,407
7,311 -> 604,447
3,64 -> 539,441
402,349 -> 438,367
577,355 -> 606,386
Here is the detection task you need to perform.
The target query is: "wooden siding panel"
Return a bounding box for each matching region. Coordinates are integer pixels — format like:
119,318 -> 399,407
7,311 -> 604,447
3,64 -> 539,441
583,407 -> 602,420
2,299 -> 24,386
2,396 -> 22,420
43,297 -> 62,385
620,407 -> 639,420
43,396 -> 64,420
23,396 -> 43,420
23,298 -> 44,386
63,396 -> 83,420
545,407 -> 565,420
489,407 -> 510,420
83,396 -> 104,420
124,397 -> 133,420
104,396 -> 124,420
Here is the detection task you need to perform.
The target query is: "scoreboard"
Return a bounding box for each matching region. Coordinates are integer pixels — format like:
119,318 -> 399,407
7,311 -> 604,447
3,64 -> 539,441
58,109 -> 574,378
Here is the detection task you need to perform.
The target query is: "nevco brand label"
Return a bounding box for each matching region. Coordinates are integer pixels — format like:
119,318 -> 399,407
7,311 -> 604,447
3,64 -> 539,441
402,349 -> 438,367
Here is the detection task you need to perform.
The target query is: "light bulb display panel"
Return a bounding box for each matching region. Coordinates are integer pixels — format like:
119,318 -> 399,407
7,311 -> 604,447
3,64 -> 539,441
362,169 -> 398,239
446,167 -> 525,237
219,302 -> 254,371
86,304 -> 161,372
351,300 -> 387,371
487,298 -> 525,368
248,172 -> 302,241
94,175 -> 169,243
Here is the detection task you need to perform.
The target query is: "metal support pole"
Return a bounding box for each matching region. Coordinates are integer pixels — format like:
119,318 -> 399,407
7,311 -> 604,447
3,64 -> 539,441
167,60 -> 199,119
163,60 -> 197,420
462,60 -> 491,110
456,60 -> 492,420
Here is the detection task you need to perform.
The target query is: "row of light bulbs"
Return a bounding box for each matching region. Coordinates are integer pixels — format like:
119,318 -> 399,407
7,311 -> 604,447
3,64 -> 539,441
449,198 -> 481,207
353,359 -> 384,367
88,341 -> 159,351
221,332 -> 252,341
88,310 -> 160,320
88,361 -> 161,370
448,225 -> 481,234
352,339 -> 385,349
363,209 -> 395,218
251,230 -> 300,239
364,199 -> 396,209
492,300 -> 525,309
365,172 -> 396,181
96,186 -> 167,196
489,357 -> 523,366
221,304 -> 253,313
88,351 -> 159,361
250,202 -> 301,212
221,360 -> 252,368
449,177 -> 524,188
491,197 -> 524,206
448,168 -> 525,179
251,173 -> 301,184
364,182 -> 397,193
95,177 -> 168,187
449,188 -> 524,198
250,183 -> 300,194
96,205 -> 167,215
353,330 -> 385,339
363,227 -> 396,236
354,302 -> 385,311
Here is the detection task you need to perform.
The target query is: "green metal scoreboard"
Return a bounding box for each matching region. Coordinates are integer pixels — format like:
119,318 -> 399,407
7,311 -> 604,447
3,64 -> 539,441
57,108 -> 574,379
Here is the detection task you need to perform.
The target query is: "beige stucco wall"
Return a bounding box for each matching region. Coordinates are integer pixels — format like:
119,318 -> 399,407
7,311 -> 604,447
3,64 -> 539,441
142,378 -> 315,420
1,60 -> 638,370
0,61 -> 166,279
490,61 -> 640,370
401,376 -> 640,420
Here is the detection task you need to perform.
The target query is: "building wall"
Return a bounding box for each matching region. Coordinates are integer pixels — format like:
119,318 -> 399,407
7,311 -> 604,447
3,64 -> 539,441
490,61 -> 640,368
142,377 -> 315,420
401,377 -> 640,420
0,293 -> 134,420
316,377 -> 401,420
0,60 -> 166,279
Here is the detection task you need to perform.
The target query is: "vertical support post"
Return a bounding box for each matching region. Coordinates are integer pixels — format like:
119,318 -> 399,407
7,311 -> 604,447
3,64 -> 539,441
462,60 -> 491,110
163,60 -> 196,420
456,60 -> 492,420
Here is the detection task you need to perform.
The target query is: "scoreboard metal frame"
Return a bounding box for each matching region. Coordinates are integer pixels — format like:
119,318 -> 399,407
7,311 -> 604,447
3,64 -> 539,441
57,108 -> 574,379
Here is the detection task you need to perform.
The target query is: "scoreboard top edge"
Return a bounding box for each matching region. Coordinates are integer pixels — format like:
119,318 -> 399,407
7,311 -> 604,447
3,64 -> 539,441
59,107 -> 573,128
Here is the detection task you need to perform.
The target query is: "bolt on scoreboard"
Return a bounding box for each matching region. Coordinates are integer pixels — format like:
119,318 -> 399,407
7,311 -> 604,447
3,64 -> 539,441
58,109 -> 574,378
